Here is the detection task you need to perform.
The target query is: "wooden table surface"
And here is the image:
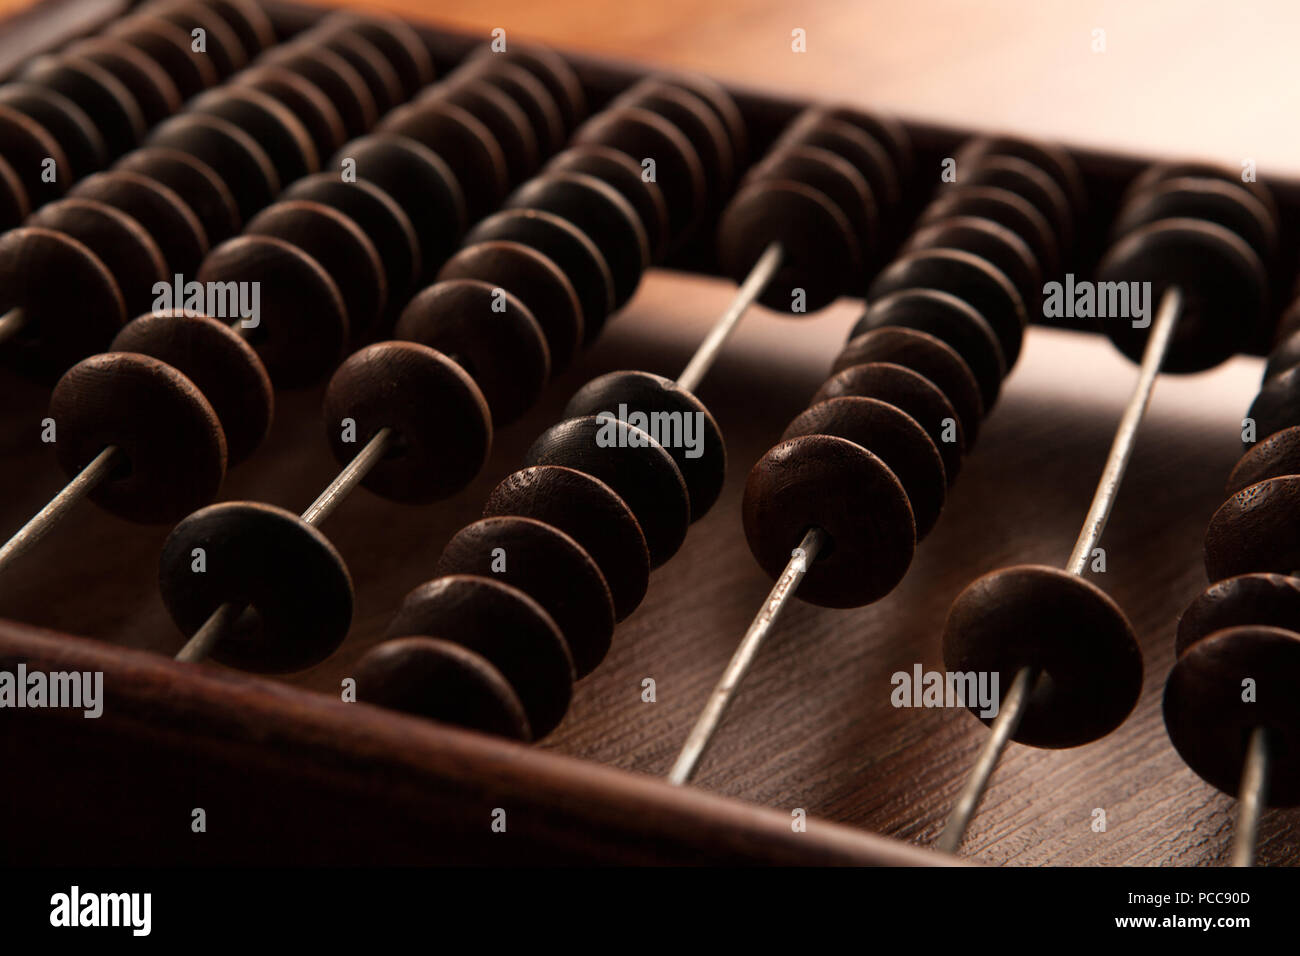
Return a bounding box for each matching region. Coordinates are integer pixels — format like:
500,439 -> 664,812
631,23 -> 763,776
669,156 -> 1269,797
1,0 -> 1297,865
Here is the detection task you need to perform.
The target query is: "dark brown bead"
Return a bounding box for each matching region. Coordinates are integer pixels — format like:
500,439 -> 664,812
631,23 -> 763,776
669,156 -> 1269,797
563,370 -> 726,521
67,37 -> 182,127
666,72 -> 748,164
1205,475 -> 1300,580
146,113 -> 279,224
246,200 -> 386,340
116,147 -> 241,244
455,59 -> 564,156
354,636 -> 531,741
151,1 -> 249,77
1164,625 -> 1300,805
321,341 -> 492,503
811,360 -> 964,482
784,396 -> 946,539
574,106 -> 706,243
0,102 -> 70,208
956,136 -> 1086,217
317,11 -> 435,97
317,31 -> 404,115
380,100 -> 508,221
959,155 -> 1073,249
333,134 -> 468,272
466,209 -> 615,342
0,83 -> 107,181
1177,574 -> 1300,657
1097,219 -> 1267,373
1125,161 -> 1276,224
0,227 -> 125,373
1266,323 -> 1300,381
20,54 -> 145,159
1229,426 -> 1300,494
944,565 -> 1141,748
205,0 -> 278,57
438,240 -> 583,371
263,46 -> 377,137
0,156 -> 28,230
616,79 -> 734,198
717,179 -> 860,313
506,172 -> 649,308
72,169 -> 208,274
284,172 -> 421,303
919,185 -> 1059,278
868,247 -> 1024,371
525,415 -> 690,568
547,145 -> 670,264
395,279 -> 549,425
812,105 -> 911,184
107,17 -> 219,98
779,110 -> 901,214
483,465 -> 650,621
196,235 -> 348,388
110,311 -> 273,465
386,574 -> 575,738
743,434 -> 915,608
190,86 -> 319,185
467,45 -> 585,132
28,198 -> 167,315
435,516 -> 615,677
833,325 -> 984,445
1113,176 -> 1277,264
159,501 -> 353,673
425,78 -> 540,183
1245,366 -> 1300,449
50,351 -> 226,523
235,65 -> 348,160
903,215 -> 1041,310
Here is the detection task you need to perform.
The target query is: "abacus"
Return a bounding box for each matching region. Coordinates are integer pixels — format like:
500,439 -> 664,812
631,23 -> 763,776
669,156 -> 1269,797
1,0 -> 1297,870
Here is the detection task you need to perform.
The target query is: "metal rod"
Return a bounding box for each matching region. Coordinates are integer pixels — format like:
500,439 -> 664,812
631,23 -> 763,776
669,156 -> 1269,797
0,306 -> 24,347
674,241 -> 783,394
174,602 -> 241,664
667,525 -> 827,786
0,446 -> 120,578
1065,286 -> 1182,575
1232,727 -> 1270,867
935,665 -> 1036,854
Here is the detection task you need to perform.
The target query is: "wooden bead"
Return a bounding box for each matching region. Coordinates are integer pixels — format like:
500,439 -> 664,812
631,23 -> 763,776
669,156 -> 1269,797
717,179 -> 860,314
812,360 -> 964,483
1097,219 -> 1267,373
546,145 -> 671,264
785,396 -> 945,539
483,465 -> 651,621
834,326 -> 984,445
67,37 -> 182,127
956,136 -> 1086,217
944,565 -> 1141,748
380,100 -> 509,221
468,45 -> 586,132
72,169 -> 208,275
749,143 -> 878,263
438,240 -> 583,371
110,311 -> 273,465
196,235 -> 348,388
235,65 -> 348,160
146,113 -> 279,224
425,79 -> 540,183
868,247 -> 1024,371
284,172 -> 421,301
28,198 -> 168,315
395,279 -> 549,425
333,134 -> 468,273
50,351 -> 226,523
959,155 -> 1074,248
0,102 -> 70,208
386,574 -> 575,738
525,415 -> 690,568
159,501 -> 353,673
246,200 -> 387,340
354,636 -> 531,741
0,227 -> 124,373
435,516 -> 616,677
1205,475 -> 1300,580
204,0 -> 278,58
743,434 -> 915,608
190,86 -> 319,185
116,147 -> 242,244
903,215 -> 1041,310
1164,625 -> 1300,805
20,54 -> 145,159
779,110 -> 901,214
316,31 -> 404,116
151,1 -> 249,77
1245,365 -> 1300,449
667,72 -> 748,163
1113,176 -> 1277,264
574,106 -> 706,243
0,83 -> 107,181
318,11 -> 435,97
616,79 -> 735,197
456,60 -> 565,156
507,172 -> 650,308
1229,426 -> 1300,495
0,155 -> 28,230
1265,323 -> 1300,381
263,46 -> 377,137
1125,161 -> 1276,224
466,209 -> 615,342
321,341 -> 492,503
1177,574 -> 1300,657
563,370 -> 726,521
813,105 -> 911,184
850,288 -> 1005,416
918,185 -> 1060,278
107,17 -> 219,98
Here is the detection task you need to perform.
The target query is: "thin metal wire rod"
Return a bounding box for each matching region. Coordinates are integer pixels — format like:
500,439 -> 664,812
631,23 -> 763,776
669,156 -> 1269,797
0,306 -> 24,347
1232,727 -> 1270,867
0,446 -> 120,578
667,526 -> 827,786
935,665 -> 1036,854
674,242 -> 784,394
175,428 -> 393,664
